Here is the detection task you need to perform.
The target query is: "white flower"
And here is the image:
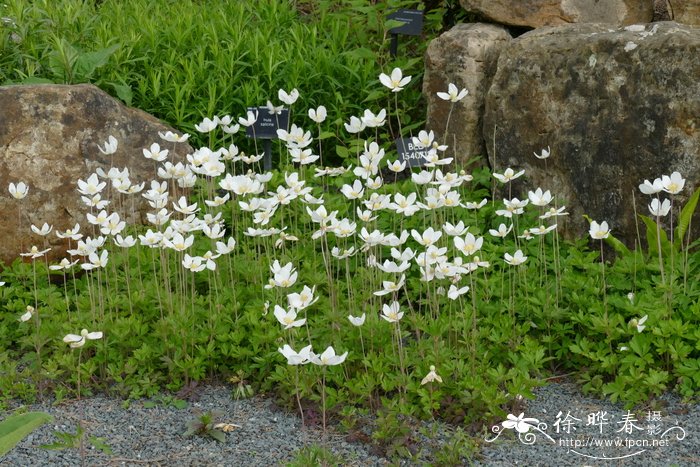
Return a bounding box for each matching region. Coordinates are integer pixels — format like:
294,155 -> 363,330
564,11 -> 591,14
344,115 -> 366,134
631,315 -> 648,333
158,131 -> 190,143
49,258 -> 79,271
649,198 -> 671,217
81,250 -> 109,270
443,221 -> 468,236
361,108 -> 386,128
420,365 -> 443,385
238,110 -> 258,127
182,254 -> 205,272
489,223 -> 512,238
63,329 -> 103,348
528,188 -> 552,207
278,88 -> 299,105
533,146 -> 550,160
447,285 -> 469,300
639,178 -> 663,195
493,168 -> 525,183
437,83 -> 468,102
348,314 -> 366,327
661,171 -> 685,195
8,182 -> 28,199
540,206 -> 568,219
143,143 -> 169,162
374,275 -> 405,296
310,346 -> 348,366
308,106 -> 327,123
504,250 -> 527,266
287,285 -> 318,311
273,305 -> 306,330
589,220 -> 610,240
379,67 -> 411,92
98,135 -> 118,155
454,233 -> 483,256
31,223 -> 53,236
19,305 -> 35,322
278,344 -> 312,365
381,301 -> 403,323
195,117 -> 217,133
529,224 -> 557,236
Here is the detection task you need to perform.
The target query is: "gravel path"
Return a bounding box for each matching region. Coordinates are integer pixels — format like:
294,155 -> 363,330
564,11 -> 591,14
1,381 -> 697,466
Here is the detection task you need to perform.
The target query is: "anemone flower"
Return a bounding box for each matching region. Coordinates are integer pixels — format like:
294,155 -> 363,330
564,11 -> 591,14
649,198 -> 671,217
379,67 -> 411,92
273,305 -> 306,330
195,117 -> 217,133
661,171 -> 685,195
308,106 -> 327,123
158,131 -> 190,143
278,88 -> 299,105
310,346 -> 348,366
63,329 -> 103,348
504,250 -> 527,266
437,83 -> 468,102
381,301 -> 403,323
420,365 -> 443,385
98,135 -> 118,155
9,182 -> 28,199
348,314 -> 366,327
534,146 -> 551,159
589,220 -> 610,240
492,168 -> 525,183
278,344 -> 312,365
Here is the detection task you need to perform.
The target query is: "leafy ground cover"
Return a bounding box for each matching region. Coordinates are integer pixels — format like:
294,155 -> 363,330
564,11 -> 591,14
1,0 -> 700,463
1,0 -> 468,156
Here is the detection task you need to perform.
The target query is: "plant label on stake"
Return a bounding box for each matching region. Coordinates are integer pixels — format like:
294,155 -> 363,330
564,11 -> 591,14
395,138 -> 429,167
245,107 -> 290,170
387,9 -> 423,57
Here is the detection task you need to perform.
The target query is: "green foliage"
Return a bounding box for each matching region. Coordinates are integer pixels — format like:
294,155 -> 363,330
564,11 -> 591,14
0,411 -> 52,456
183,410 -> 226,443
287,443 -> 344,467
41,422 -> 112,455
0,2 -> 699,460
1,0 -> 433,157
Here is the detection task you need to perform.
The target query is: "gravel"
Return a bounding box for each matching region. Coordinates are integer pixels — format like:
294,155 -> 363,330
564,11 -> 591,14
1,381 -> 697,466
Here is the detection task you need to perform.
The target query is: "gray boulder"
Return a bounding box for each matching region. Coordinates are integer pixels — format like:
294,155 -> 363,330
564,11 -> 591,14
423,23 -> 511,165
460,0 -> 654,28
483,22 -> 700,246
0,84 -> 191,265
671,0 -> 700,26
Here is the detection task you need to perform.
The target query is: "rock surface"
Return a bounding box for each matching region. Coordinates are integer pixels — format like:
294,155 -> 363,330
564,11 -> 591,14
483,22 -> 700,246
459,0 -> 654,28
0,84 -> 191,266
423,23 -> 511,165
653,0 -> 671,21
672,0 -> 700,26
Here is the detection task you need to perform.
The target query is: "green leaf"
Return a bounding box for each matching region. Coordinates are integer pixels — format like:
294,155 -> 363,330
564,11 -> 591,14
209,429 -> 226,443
0,412 -> 53,456
639,214 -> 670,256
335,145 -> 349,159
75,43 -> 121,79
674,186 -> 700,250
20,77 -> 55,85
111,82 -> 133,106
317,131 -> 335,140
